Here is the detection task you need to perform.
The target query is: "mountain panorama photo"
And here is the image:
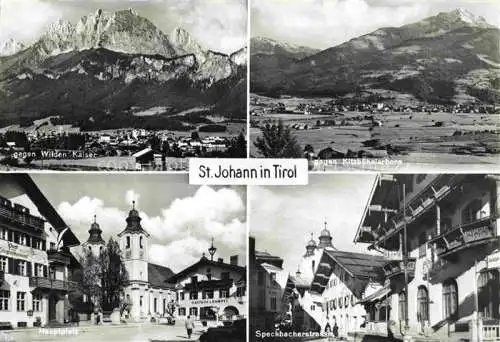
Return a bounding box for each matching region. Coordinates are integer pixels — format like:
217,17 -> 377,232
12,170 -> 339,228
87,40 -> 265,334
250,5 -> 500,171
0,1 -> 247,170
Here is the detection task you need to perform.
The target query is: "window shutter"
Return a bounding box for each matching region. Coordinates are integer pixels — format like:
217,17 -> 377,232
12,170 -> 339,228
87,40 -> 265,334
27,262 -> 32,277
34,263 -> 38,277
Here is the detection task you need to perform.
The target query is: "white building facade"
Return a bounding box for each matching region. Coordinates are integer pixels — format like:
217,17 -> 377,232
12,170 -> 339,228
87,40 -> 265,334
0,174 -> 81,328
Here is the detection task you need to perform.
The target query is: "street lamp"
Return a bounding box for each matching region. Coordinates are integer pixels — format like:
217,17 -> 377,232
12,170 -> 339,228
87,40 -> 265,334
208,237 -> 217,261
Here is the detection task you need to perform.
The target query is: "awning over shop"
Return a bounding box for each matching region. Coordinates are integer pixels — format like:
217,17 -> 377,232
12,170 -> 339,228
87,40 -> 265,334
358,286 -> 391,304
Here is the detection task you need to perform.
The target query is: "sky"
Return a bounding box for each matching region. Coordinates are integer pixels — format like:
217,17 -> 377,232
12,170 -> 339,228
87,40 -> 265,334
29,174 -> 247,273
252,0 -> 500,49
250,174 -> 377,275
0,0 -> 247,54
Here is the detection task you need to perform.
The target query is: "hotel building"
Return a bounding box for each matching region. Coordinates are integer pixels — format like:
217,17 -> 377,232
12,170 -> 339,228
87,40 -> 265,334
166,240 -> 246,326
356,174 -> 500,341
0,174 -> 80,327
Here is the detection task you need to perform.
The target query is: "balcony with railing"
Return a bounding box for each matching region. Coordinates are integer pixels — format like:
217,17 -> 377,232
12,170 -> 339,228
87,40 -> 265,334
29,277 -> 77,291
0,197 -> 44,231
382,258 -> 416,279
369,175 -> 465,247
47,249 -> 71,265
430,217 -> 498,258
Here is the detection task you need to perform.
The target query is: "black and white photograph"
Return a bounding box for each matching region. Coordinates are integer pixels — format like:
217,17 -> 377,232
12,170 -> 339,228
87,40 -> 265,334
250,0 -> 500,171
0,0 -> 248,171
0,173 -> 247,341
250,173 -> 500,341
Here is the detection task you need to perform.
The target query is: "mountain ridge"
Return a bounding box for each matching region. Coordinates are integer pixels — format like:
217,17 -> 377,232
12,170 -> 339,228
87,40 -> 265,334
250,8 -> 500,104
0,8 -> 247,126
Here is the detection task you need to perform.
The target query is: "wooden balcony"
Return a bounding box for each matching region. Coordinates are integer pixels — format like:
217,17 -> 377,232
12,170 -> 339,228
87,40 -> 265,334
0,199 -> 44,231
47,249 -> 71,265
383,258 -> 416,279
368,175 -> 465,246
431,217 -> 498,258
29,277 -> 77,291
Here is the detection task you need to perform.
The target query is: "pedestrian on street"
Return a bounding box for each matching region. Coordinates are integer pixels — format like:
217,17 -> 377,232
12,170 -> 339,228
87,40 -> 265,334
185,315 -> 195,339
333,322 -> 339,338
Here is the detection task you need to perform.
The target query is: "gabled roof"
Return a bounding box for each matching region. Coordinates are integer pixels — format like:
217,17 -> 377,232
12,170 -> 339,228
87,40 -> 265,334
309,249 -> 386,296
166,256 -> 245,284
3,174 -> 80,247
148,263 -> 175,289
324,250 -> 386,279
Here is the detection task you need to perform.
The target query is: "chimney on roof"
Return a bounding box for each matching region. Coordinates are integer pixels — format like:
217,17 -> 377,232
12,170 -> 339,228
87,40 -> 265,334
218,258 -> 223,263
230,255 -> 238,266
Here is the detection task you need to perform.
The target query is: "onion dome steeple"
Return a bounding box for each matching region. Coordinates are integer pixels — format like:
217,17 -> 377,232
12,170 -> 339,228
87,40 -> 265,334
86,215 -> 105,245
118,201 -> 150,237
304,233 -> 317,257
318,219 -> 334,249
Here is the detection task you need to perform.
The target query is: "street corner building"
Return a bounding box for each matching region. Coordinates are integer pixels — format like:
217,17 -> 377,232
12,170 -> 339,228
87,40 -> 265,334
0,174 -> 80,328
81,203 -> 176,322
165,242 -> 247,327
355,174 -> 500,341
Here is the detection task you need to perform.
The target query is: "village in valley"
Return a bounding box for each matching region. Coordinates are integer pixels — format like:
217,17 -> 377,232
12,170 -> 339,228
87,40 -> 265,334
0,121 -> 246,171
250,94 -> 500,168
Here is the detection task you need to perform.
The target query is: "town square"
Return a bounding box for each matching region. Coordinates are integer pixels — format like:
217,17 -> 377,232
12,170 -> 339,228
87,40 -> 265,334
0,173 -> 247,342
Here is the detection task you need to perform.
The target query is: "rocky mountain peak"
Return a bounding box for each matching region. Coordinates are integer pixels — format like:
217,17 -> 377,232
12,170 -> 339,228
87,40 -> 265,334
0,38 -> 25,56
428,8 -> 494,29
169,27 -> 205,57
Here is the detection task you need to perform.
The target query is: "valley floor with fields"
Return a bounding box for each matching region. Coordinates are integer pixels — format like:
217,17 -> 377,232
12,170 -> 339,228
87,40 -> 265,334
250,102 -> 500,172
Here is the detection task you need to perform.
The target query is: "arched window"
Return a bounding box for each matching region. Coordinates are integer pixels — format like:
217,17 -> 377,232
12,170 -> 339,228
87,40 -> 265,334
417,286 -> 429,322
443,279 -> 458,319
478,270 -> 499,319
461,199 -> 482,225
126,236 -> 131,249
398,291 -> 407,322
139,236 -> 143,249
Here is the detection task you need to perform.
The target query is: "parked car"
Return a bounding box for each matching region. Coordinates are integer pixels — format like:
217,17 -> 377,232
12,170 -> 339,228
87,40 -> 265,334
199,319 -> 246,342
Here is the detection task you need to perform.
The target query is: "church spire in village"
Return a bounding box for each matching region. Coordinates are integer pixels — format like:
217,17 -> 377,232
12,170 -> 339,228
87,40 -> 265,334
305,232 -> 317,257
318,218 -> 334,249
86,214 -> 105,245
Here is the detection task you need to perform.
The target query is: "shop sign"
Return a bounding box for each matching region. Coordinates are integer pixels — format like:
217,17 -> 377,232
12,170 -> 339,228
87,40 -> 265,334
191,299 -> 229,305
0,240 -> 47,263
463,226 -> 492,243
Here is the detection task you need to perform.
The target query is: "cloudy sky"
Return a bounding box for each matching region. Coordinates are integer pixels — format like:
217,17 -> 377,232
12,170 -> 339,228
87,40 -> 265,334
252,0 -> 500,49
29,174 -> 247,272
250,174 -> 377,275
0,0 -> 247,54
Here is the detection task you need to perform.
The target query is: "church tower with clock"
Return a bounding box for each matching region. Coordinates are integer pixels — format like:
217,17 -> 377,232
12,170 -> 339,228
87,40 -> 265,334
84,201 -> 176,322
117,201 -> 151,320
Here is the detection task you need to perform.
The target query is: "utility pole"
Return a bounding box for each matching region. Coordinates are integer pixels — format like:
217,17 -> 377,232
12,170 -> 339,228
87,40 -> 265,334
403,182 -> 409,333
